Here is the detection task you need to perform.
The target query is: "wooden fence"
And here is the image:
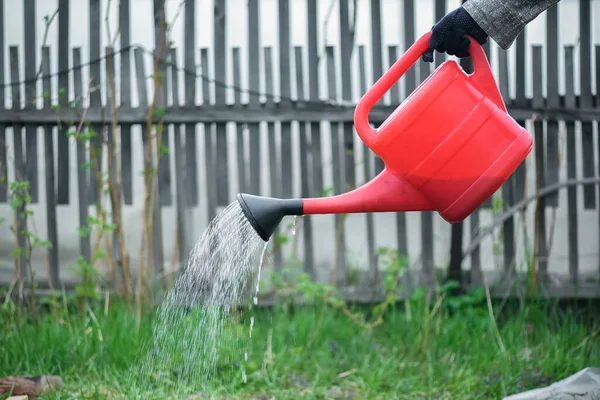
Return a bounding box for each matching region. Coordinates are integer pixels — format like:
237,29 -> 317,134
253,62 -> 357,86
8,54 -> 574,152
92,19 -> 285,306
0,0 -> 599,299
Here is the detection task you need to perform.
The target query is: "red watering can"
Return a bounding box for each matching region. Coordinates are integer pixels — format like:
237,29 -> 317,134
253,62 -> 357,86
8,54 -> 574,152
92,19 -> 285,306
237,32 -> 533,242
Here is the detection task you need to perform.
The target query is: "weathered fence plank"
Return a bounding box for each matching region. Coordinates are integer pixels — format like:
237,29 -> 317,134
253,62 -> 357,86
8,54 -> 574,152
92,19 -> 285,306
358,45 -> 377,284
326,46 -> 347,285
386,46 -> 408,268
214,0 -> 229,207
532,45 -> 548,284
564,45 -> 579,284
0,0 -> 5,203
42,47 -> 59,289
264,46 -> 282,269
419,59 -> 435,286
370,0 -> 384,173
72,47 -> 91,267
55,0 -> 70,205
1,103 -> 599,125
10,46 -> 27,281
72,47 -> 92,267
514,32 -> 527,205
88,0 -> 102,205
184,0 -> 198,206
545,4 -> 560,207
306,0 -> 322,198
579,0 -> 595,210
339,0 -> 355,194
170,47 -> 189,268
247,0 -> 261,196
597,44 -> 600,279
434,0 -> 446,68
307,0 -> 322,279
153,0 -> 171,208
499,41 -> 516,276
24,0 -> 37,204
120,0 -> 133,205
232,47 -> 246,194
200,48 -> 216,221
403,0 -> 416,99
279,0 -> 293,213
295,46 -> 314,278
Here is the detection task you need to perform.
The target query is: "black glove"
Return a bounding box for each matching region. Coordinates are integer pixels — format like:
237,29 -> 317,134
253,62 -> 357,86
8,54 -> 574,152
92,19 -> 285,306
422,6 -> 488,63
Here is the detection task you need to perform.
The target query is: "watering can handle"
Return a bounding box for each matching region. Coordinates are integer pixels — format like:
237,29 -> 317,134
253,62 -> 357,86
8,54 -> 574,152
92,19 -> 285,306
353,31 -> 507,146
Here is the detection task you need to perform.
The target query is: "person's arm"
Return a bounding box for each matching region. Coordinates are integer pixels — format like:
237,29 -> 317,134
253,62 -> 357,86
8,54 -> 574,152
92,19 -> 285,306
462,0 -> 560,50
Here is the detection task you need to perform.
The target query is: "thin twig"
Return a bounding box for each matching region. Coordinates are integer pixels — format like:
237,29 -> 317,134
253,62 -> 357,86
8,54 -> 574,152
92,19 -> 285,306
35,9 -> 59,82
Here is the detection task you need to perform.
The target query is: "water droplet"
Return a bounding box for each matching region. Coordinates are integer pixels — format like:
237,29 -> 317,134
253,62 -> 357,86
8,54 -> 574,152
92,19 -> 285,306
242,369 -> 247,383
253,296 -> 258,305
291,216 -> 297,235
244,351 -> 248,361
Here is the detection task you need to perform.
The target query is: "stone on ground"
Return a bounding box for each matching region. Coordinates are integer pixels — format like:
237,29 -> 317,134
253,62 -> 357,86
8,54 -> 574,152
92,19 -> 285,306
503,367 -> 600,400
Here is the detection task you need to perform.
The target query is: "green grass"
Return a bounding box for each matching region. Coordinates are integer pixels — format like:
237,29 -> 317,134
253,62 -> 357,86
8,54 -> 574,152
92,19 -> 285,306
0,298 -> 599,399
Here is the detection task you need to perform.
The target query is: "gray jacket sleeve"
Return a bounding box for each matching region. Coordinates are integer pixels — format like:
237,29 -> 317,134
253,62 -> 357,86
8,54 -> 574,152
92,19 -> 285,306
462,0 -> 560,50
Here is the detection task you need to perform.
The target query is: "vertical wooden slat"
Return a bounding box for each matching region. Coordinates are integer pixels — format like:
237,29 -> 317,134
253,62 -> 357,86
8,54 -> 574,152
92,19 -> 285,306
326,46 -> 347,284
105,47 -> 117,192
564,46 -> 579,284
434,0 -> 446,68
214,0 -> 229,206
279,0 -> 293,205
0,0 -> 6,202
88,0 -> 102,205
295,46 -> 314,277
153,0 -> 172,207
358,45 -> 377,281
73,48 -> 91,265
42,47 -> 59,288
402,0 -> 416,99
170,47 -> 189,267
264,46 -> 282,269
247,0 -> 261,195
499,38 -> 516,276
56,0 -> 69,205
232,47 -> 246,193
419,60 -> 435,285
10,46 -> 27,281
544,4 -> 559,207
388,46 -> 408,262
184,0 -> 198,206
532,45 -> 548,283
513,32 -> 527,203
338,0 -> 355,286
339,0 -> 355,192
307,0 -> 322,279
201,48 -> 216,221
387,47 -> 400,106
307,0 -> 323,197
24,0 -> 38,203
579,0 -> 595,209
497,48 -> 514,276
370,0 -> 384,173
120,0 -> 133,205
597,45 -> 600,280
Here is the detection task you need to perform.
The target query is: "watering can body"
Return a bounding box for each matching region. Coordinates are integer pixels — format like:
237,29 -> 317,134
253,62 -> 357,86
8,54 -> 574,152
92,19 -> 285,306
237,31 -> 533,242
320,32 -> 533,223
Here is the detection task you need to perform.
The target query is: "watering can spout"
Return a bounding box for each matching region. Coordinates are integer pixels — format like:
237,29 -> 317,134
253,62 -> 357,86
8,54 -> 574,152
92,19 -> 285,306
237,193 -> 303,242
237,169 -> 434,242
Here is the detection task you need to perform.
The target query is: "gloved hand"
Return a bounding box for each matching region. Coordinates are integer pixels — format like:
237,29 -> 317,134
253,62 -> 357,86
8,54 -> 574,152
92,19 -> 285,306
422,6 -> 489,63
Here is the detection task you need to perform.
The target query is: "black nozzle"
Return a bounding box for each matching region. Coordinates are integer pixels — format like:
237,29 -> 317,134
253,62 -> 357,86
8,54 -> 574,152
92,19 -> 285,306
237,193 -> 304,241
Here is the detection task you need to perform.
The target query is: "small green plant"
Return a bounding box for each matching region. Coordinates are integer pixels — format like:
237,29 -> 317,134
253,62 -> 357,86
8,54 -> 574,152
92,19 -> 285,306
6,180 -> 53,326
